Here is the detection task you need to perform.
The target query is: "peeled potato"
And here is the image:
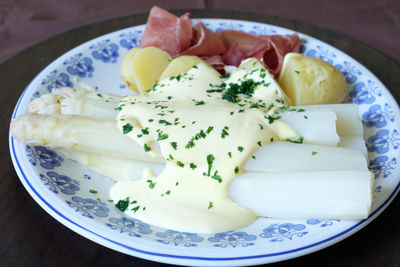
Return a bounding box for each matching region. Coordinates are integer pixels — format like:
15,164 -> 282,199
160,55 -> 219,80
278,53 -> 347,105
120,47 -> 172,93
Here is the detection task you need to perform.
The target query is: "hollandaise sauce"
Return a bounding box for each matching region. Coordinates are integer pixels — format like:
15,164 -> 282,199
110,61 -> 298,233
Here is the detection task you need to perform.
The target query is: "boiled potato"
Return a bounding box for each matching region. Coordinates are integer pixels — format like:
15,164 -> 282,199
278,53 -> 347,105
120,47 -> 172,93
160,55 -> 219,80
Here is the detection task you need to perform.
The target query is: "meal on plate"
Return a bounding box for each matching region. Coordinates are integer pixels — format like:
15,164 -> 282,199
10,6 -> 373,234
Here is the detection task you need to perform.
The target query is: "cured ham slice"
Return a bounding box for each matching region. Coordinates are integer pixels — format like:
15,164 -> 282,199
181,23 -> 226,56
219,30 -> 301,75
258,34 -> 301,75
139,6 -> 301,76
140,6 -> 192,57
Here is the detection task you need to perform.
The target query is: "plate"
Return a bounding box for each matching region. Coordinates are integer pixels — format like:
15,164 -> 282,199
9,18 -> 400,266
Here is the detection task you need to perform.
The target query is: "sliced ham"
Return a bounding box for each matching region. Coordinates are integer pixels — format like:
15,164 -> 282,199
140,6 -> 192,57
219,30 -> 269,57
201,55 -> 226,74
139,6 -> 301,76
219,30 -> 301,76
180,23 -> 226,56
257,34 -> 301,75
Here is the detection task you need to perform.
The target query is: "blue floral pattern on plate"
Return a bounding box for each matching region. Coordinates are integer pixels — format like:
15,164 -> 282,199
10,18 -> 400,266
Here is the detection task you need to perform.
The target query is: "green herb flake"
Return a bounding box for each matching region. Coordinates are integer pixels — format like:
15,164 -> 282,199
237,146 -> 244,152
141,127 -> 149,135
206,126 -> 214,134
211,170 -> 223,183
286,136 -> 304,144
148,119 -> 154,122
257,141 -> 262,146
147,180 -> 156,189
195,100 -> 205,106
97,93 -> 103,98
266,115 -> 281,124
131,206 -> 140,213
208,202 -> 214,209
206,154 -> 215,176
158,119 -> 172,126
144,144 -> 152,152
258,124 -> 264,130
170,141 -> 178,150
157,131 -> 169,141
176,161 -> 184,168
251,155 -> 256,159
312,151 -> 318,156
221,127 -> 229,138
192,65 -> 198,69
304,115 -> 308,119
115,197 -> 130,212
228,152 -> 232,158
89,189 -> 98,194
122,123 -> 133,134
190,163 -> 197,170
234,166 -> 239,174
165,190 -> 171,195
295,70 -> 300,74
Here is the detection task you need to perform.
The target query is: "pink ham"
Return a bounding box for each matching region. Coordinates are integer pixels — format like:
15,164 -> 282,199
201,55 -> 226,74
140,6 -> 192,57
257,34 -> 301,75
180,23 -> 226,56
219,30 -> 301,76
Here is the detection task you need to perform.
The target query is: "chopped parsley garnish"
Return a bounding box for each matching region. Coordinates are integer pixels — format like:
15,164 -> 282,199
237,146 -> 244,152
251,155 -> 256,159
170,142 -> 177,150
115,197 -> 130,212
157,131 -> 169,141
176,161 -> 184,168
192,65 -> 198,69
286,136 -> 304,144
158,119 -> 172,126
234,166 -> 239,174
195,100 -> 205,106
147,180 -> 156,189
169,154 -> 174,160
228,152 -> 232,158
190,163 -> 197,170
221,79 -> 261,103
295,70 -> 300,74
297,108 -> 306,112
144,144 -> 152,152
89,189 -> 97,194
312,151 -> 318,155
97,93 -> 103,98
165,190 -> 171,195
122,123 -> 133,134
131,206 -> 140,213
148,119 -> 154,122
211,170 -> 223,183
141,127 -> 149,135
208,202 -> 214,209
258,124 -> 264,130
266,115 -> 281,124
221,126 -> 229,138
206,154 -> 215,176
257,141 -> 262,146
206,126 -> 214,134
304,115 -> 308,119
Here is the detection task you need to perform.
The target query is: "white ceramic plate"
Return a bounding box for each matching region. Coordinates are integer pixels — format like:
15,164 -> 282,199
9,19 -> 400,266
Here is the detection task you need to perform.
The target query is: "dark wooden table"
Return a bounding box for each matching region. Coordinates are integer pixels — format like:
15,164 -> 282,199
1,10 -> 400,266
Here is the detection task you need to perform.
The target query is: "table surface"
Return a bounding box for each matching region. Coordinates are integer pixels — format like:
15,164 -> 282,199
2,7 -> 400,267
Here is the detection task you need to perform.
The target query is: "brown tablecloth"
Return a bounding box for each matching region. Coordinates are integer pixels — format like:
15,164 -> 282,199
1,1 -> 400,266
1,0 -> 399,63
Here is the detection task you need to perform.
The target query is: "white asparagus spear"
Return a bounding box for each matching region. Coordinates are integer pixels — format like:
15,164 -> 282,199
10,113 -> 163,162
60,149 -> 164,181
299,103 -> 363,136
279,109 -> 339,146
229,170 -> 373,220
244,141 -> 367,172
